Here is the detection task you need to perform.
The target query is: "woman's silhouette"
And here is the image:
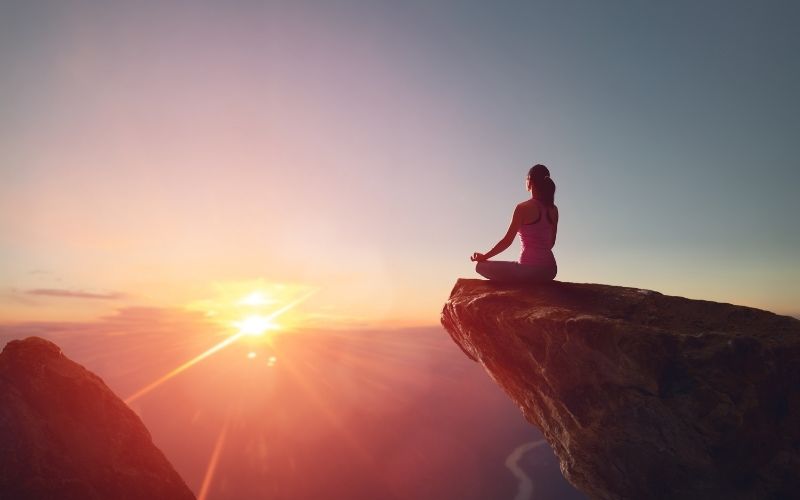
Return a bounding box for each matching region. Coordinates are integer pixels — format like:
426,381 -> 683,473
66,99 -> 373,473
471,164 -> 558,283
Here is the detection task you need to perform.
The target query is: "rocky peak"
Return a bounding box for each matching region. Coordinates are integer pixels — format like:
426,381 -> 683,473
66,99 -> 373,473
441,279 -> 800,499
0,336 -> 196,500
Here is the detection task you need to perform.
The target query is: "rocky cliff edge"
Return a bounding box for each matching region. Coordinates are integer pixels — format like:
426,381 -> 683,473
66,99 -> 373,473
441,279 -> 799,500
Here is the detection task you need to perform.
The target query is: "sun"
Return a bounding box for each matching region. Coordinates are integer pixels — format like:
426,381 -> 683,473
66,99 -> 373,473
185,280 -> 317,332
234,314 -> 279,336
125,285 -> 318,405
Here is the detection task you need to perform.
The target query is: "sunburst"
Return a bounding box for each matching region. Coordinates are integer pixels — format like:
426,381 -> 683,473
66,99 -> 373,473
124,287 -> 317,404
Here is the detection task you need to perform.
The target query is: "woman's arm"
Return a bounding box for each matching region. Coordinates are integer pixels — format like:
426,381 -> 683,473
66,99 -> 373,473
471,205 -> 523,262
552,206 -> 559,247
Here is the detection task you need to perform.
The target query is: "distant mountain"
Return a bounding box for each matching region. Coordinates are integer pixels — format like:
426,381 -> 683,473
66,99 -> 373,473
0,337 -> 195,500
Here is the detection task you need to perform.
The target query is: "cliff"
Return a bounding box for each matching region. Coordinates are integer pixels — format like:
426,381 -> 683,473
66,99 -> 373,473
0,336 -> 196,500
441,279 -> 800,500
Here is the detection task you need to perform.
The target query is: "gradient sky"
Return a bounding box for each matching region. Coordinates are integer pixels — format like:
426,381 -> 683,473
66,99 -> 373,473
2,0 -> 799,326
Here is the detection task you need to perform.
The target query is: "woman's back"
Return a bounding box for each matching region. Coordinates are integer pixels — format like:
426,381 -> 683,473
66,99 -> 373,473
518,199 -> 557,267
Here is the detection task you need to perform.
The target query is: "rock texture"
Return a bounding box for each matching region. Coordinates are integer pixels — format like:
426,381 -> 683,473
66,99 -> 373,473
0,337 -> 196,500
441,279 -> 800,500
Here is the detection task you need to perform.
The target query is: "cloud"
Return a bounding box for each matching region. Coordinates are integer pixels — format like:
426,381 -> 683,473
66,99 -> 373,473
25,288 -> 128,300
0,306 -> 219,340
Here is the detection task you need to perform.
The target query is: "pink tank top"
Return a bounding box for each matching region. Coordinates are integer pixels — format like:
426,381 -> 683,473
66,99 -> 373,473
518,199 -> 557,267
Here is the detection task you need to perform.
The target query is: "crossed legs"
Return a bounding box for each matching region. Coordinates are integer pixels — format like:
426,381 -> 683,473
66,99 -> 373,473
475,260 -> 557,284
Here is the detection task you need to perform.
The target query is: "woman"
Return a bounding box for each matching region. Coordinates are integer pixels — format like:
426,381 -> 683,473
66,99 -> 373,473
470,164 -> 558,283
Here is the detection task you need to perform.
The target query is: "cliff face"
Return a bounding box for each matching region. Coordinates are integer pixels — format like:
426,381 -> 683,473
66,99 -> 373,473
0,337 -> 196,500
441,279 -> 800,500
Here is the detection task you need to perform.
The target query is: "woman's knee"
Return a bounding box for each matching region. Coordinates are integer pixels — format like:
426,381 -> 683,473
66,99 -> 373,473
475,260 -> 490,278
477,260 -> 520,282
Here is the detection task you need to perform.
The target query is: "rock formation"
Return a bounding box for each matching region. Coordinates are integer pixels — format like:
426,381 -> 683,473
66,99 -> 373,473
0,336 -> 196,500
441,279 -> 800,500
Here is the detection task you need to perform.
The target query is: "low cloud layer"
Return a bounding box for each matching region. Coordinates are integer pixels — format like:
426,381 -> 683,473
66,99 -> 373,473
25,288 -> 128,300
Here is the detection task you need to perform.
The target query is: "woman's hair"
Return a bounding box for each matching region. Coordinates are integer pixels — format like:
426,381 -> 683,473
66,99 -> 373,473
528,164 -> 556,207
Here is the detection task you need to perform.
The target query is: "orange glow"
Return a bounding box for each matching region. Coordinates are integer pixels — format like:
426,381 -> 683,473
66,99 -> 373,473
124,288 -> 317,404
234,314 -> 278,336
186,280 -> 319,331
124,330 -> 247,405
197,419 -> 229,500
238,291 -> 275,307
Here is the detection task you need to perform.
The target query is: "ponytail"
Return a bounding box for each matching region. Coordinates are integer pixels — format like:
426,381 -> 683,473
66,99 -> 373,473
528,164 -> 556,207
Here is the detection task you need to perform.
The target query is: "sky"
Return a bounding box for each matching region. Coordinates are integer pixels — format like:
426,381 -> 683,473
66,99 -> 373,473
2,0 -> 799,327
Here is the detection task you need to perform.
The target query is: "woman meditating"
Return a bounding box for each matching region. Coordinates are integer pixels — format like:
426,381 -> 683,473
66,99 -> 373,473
470,164 -> 558,283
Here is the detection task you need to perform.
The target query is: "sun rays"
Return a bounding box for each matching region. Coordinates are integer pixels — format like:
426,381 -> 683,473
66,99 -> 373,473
116,282 -> 450,499
124,286 -> 318,405
197,418 -> 230,500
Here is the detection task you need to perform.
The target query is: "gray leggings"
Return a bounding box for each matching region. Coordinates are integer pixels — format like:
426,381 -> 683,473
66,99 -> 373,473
475,260 -> 557,284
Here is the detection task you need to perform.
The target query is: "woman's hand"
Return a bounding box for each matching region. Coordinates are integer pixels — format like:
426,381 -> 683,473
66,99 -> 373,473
471,205 -> 522,264
470,252 -> 488,262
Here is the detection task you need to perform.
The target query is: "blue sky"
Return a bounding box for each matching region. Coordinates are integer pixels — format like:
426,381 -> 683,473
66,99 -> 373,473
1,0 -> 798,323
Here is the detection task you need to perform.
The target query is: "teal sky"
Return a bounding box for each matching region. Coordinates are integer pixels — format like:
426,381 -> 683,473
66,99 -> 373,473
1,1 -> 798,323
